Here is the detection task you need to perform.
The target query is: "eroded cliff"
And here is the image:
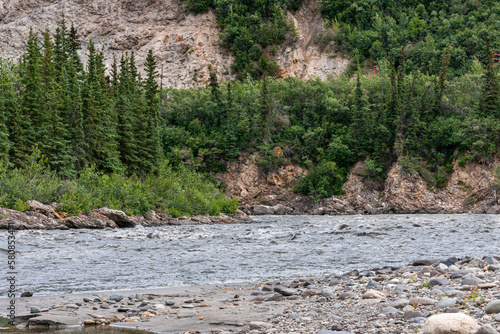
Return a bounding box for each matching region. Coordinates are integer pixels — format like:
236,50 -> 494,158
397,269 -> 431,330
219,153 -> 500,215
0,0 -> 348,88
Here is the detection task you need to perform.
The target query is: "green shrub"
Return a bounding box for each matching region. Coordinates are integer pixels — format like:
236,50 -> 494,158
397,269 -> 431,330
295,160 -> 346,200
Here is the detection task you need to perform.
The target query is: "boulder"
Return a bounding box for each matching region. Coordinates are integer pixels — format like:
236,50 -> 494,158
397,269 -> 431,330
423,313 -> 479,334
65,214 -> 118,229
92,207 -> 137,227
234,209 -> 253,222
252,205 -> 274,215
27,200 -> 56,217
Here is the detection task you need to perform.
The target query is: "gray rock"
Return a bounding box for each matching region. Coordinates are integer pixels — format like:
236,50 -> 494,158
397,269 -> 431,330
423,313 -> 479,334
317,332 -> 353,334
429,277 -> 451,287
253,205 -> 274,215
412,259 -> 438,266
410,297 -> 436,306
451,270 -> 472,279
83,298 -> 92,302
338,292 -> 358,300
99,304 -> 110,309
381,307 -> 403,318
404,310 -> 424,320
467,258 -> 488,268
488,264 -> 500,271
485,300 -> 500,314
476,324 -> 498,334
395,284 -> 413,292
321,288 -> 335,299
494,314 -> 500,321
91,207 -> 137,227
484,256 -> 499,265
409,317 -> 427,323
65,215 -> 118,229
181,304 -> 194,308
108,294 -> 123,302
117,307 -> 130,312
139,305 -> 153,311
272,204 -> 288,215
391,298 -> 410,309
135,294 -> 143,301
165,300 -> 175,306
366,280 -> 380,289
461,273 -> 485,285
177,310 -> 196,318
249,321 -> 272,330
274,285 -> 296,296
436,298 -> 457,309
30,307 -> 40,314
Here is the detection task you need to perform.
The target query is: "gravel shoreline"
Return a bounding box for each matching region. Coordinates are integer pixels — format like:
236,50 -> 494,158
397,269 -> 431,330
2,256 -> 500,334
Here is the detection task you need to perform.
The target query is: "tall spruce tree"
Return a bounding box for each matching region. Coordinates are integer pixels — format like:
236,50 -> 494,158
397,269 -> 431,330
479,38 -> 499,118
83,40 -> 121,172
18,28 -> 43,165
0,60 -> 13,163
142,49 -> 162,172
225,82 -> 239,160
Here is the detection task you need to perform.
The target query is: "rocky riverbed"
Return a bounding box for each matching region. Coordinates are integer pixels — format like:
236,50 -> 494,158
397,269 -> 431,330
4,256 -> 500,334
0,200 -> 252,230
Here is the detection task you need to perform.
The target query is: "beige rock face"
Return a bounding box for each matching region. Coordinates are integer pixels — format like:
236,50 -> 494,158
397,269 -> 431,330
220,154 -> 500,215
0,0 -> 348,88
276,0 -> 349,81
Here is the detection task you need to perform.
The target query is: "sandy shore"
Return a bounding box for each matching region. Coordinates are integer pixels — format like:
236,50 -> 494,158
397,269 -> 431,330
2,256 -> 500,334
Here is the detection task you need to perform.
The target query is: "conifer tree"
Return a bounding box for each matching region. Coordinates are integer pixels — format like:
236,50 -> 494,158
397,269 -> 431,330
426,44 -> 450,123
142,49 -> 162,171
39,29 -> 75,176
83,40 -> 121,173
0,60 -> 12,163
18,28 -> 43,164
225,82 -> 239,159
479,38 -> 499,118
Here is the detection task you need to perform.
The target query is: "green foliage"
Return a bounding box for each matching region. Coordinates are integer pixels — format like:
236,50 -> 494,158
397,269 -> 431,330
319,0 -> 500,77
295,161 -> 346,199
0,150 -> 237,217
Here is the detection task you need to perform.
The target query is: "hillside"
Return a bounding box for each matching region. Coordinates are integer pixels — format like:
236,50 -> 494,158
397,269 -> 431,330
0,0 -> 348,88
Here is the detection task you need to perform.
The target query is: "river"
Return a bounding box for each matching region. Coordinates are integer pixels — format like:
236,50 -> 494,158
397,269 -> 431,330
1,214 -> 499,296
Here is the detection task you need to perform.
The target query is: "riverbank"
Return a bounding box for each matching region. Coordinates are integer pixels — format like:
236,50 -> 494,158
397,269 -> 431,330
3,256 -> 500,334
0,201 -> 253,230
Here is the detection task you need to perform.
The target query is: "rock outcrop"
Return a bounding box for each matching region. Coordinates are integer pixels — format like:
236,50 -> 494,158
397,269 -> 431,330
0,0 -> 348,89
219,153 -> 500,215
0,205 -> 253,230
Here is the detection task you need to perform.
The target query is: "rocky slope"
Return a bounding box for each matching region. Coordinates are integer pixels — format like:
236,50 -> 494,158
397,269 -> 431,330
218,153 -> 500,215
0,0 -> 348,88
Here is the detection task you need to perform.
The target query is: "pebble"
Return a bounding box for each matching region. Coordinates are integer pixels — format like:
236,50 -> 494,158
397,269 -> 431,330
100,303 -> 110,309
30,307 -> 40,314
109,294 -> 123,302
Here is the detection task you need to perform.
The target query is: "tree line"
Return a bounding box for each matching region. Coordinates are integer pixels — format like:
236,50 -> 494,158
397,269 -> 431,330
0,20 -> 162,178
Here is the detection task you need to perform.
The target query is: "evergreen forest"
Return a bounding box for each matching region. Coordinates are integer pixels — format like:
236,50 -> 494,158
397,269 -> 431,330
1,0 -> 500,215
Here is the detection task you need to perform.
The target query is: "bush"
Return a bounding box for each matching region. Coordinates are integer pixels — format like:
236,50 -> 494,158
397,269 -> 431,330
0,151 -> 237,217
294,160 -> 346,199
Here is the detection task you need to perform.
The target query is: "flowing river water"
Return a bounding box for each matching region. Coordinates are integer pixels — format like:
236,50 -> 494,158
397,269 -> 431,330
1,214 -> 499,296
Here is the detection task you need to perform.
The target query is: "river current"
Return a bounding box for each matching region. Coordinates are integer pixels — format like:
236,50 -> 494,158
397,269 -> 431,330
1,214 -> 499,296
